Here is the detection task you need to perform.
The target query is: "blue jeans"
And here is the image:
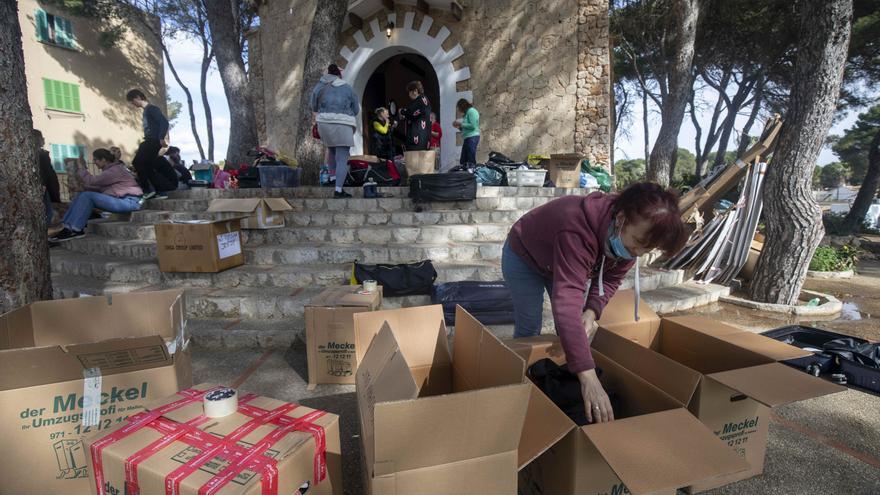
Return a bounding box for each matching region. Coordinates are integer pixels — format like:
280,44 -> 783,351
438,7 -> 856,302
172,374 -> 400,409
460,135 -> 480,165
502,241 -> 552,338
63,192 -> 141,231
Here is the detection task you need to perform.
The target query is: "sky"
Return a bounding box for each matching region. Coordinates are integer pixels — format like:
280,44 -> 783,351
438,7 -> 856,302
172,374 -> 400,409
164,35 -> 858,168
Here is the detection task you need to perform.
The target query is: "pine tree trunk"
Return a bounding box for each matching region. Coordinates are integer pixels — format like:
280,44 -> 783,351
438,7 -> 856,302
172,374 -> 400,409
0,0 -> 52,312
200,42 -> 215,161
749,0 -> 853,305
204,0 -> 257,167
293,0 -> 349,184
840,129 -> 880,233
647,0 -> 700,187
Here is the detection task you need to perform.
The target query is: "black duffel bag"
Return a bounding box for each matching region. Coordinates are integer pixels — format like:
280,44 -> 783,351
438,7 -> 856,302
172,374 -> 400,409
352,260 -> 437,297
409,172 -> 477,202
430,281 -> 515,326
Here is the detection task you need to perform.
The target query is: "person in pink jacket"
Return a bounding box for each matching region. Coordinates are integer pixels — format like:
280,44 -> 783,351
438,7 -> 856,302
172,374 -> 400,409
503,182 -> 688,423
49,148 -> 143,242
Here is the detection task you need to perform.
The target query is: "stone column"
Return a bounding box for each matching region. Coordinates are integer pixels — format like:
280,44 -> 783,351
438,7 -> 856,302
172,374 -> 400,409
575,0 -> 611,170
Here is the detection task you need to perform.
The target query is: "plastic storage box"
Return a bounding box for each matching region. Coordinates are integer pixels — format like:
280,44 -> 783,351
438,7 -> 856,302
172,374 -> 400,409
258,165 -> 301,188
506,168 -> 547,187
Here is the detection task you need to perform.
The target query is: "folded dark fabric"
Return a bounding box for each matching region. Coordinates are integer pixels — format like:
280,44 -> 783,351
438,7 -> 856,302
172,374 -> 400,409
528,358 -> 621,426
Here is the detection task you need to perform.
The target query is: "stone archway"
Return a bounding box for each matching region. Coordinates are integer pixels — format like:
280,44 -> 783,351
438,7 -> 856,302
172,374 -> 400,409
339,11 -> 471,170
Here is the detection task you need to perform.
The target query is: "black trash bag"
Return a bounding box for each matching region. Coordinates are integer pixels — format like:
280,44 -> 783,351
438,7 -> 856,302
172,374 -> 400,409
352,260 -> 437,297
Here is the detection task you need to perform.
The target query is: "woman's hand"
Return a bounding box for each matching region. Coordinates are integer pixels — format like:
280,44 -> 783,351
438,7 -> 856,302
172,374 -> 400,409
582,309 -> 599,342
578,369 -> 614,423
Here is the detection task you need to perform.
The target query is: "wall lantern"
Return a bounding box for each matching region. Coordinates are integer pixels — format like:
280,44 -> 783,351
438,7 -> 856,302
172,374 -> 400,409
385,21 -> 394,38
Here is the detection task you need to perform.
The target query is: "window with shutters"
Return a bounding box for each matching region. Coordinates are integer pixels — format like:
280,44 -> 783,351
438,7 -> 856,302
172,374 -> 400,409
43,78 -> 82,113
49,144 -> 86,173
35,9 -> 76,49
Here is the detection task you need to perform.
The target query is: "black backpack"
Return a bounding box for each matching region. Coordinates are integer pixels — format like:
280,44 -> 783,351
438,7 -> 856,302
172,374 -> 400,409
409,172 -> 477,202
430,281 -> 515,326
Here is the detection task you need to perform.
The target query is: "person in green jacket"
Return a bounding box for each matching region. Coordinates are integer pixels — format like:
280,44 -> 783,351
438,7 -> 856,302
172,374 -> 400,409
453,98 -> 480,165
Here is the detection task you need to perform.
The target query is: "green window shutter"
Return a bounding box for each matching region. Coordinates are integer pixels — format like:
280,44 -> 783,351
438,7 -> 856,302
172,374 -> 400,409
35,9 -> 49,41
50,144 -> 63,171
43,78 -> 56,109
70,84 -> 81,112
60,82 -> 72,111
52,79 -> 64,110
55,17 -> 74,48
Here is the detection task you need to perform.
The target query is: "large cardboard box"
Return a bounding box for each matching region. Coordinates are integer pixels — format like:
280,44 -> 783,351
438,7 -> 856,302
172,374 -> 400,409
155,219 -> 245,273
305,286 -> 382,389
354,305 -> 531,494
86,383 -> 342,495
504,336 -> 750,495
594,290 -> 845,492
206,198 -> 293,229
0,290 -> 193,495
538,153 -> 582,188
403,150 -> 436,175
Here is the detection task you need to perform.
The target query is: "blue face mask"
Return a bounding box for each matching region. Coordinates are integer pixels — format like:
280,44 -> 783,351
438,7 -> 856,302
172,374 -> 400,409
608,224 -> 635,260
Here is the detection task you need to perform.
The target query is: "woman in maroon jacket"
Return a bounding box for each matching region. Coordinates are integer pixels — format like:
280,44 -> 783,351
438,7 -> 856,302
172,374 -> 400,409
503,182 -> 687,423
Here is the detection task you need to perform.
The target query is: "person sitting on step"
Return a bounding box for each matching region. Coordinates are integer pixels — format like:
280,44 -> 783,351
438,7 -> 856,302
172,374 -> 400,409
49,148 -> 144,242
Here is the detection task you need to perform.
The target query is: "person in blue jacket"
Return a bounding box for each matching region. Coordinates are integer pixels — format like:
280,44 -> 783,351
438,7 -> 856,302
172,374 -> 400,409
310,64 -> 360,198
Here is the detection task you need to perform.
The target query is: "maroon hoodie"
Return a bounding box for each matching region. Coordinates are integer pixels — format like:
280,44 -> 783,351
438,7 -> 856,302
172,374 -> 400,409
507,192 -> 634,373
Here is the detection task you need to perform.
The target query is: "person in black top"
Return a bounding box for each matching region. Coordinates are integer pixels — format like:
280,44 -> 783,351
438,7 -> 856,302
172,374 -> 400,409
126,89 -> 178,198
398,81 -> 431,151
164,146 -> 192,187
34,129 -> 60,225
370,107 -> 396,161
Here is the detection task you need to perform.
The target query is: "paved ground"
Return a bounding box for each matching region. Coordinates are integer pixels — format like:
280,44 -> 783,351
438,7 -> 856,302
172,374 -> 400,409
191,334 -> 880,494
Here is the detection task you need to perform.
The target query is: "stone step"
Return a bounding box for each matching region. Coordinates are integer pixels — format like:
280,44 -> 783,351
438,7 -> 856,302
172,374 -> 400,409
91,221 -> 514,244
143,194 -> 572,214
50,250 -> 504,287
184,278 -> 711,350
56,234 -> 508,264
165,185 -> 592,201
50,266 -> 683,319
113,208 -> 533,234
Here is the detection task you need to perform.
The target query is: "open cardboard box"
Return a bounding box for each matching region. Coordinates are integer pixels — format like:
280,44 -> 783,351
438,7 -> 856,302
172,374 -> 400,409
305,286 -> 383,389
594,290 -> 846,492
354,305 -> 531,494
505,336 -> 750,495
0,290 -> 193,495
206,198 -> 293,229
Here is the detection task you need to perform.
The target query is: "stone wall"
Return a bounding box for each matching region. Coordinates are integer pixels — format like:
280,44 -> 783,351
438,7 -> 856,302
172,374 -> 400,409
575,0 -> 611,169
253,0 -> 609,165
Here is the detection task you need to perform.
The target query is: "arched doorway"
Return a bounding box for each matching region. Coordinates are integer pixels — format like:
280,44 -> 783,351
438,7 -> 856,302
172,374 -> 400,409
361,53 -> 440,157
341,11 -> 472,170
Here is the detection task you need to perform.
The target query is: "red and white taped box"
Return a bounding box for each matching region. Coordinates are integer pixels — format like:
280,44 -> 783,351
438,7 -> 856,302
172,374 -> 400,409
86,383 -> 342,495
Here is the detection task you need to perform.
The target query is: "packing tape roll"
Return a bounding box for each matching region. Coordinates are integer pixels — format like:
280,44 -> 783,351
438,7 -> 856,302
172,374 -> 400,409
204,387 -> 238,418
362,280 -> 378,293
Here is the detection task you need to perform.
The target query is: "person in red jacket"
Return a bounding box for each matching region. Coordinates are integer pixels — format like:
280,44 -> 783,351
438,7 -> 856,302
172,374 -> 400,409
428,112 -> 442,149
503,182 -> 687,423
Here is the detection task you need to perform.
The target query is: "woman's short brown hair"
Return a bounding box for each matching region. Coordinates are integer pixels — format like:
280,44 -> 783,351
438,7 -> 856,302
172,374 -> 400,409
611,182 -> 689,257
406,81 -> 424,95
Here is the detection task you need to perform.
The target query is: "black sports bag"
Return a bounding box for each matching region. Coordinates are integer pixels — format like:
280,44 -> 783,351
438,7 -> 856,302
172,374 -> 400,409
409,172 -> 477,202
352,260 -> 437,297
430,281 -> 515,326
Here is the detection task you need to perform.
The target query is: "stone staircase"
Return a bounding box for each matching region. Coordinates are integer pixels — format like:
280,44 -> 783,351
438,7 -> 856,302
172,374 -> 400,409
50,186 -> 728,348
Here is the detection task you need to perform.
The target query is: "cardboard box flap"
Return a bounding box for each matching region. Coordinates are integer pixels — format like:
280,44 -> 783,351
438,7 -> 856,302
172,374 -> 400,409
452,306 -> 525,392
28,290 -> 184,346
372,382 -> 531,475
517,382 -> 575,469
0,304 -> 35,350
356,324 -> 419,471
263,197 -> 293,211
310,286 -> 381,309
708,363 -> 845,407
583,408 -> 750,495
354,305 -> 450,370
0,335 -> 172,391
597,289 -> 661,326
712,331 -> 814,361
592,328 -> 701,406
503,335 -> 567,367
206,198 -> 263,213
